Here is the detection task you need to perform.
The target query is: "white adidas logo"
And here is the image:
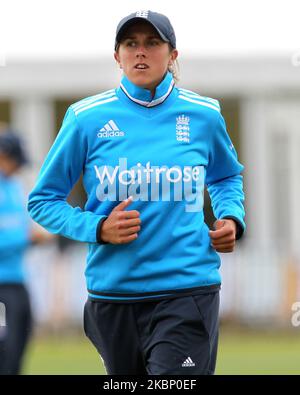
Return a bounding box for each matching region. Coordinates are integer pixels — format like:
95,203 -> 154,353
97,120 -> 124,138
182,357 -> 195,367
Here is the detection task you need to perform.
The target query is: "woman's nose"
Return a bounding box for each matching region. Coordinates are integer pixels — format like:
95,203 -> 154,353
136,52 -> 146,58
135,44 -> 146,56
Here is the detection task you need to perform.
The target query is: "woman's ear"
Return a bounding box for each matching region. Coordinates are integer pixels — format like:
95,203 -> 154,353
114,52 -> 122,68
171,49 -> 179,62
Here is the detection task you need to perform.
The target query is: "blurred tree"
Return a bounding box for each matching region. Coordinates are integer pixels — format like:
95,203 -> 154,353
0,101 -> 10,124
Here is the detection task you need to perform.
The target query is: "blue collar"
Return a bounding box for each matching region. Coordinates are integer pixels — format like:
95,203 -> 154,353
118,72 -> 175,108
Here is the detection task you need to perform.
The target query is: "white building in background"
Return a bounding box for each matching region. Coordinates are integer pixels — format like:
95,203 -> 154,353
0,55 -> 299,327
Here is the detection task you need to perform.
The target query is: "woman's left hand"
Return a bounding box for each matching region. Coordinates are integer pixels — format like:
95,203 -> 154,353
209,219 -> 237,253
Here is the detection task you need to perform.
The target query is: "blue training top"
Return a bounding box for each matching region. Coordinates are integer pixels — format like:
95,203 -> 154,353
28,71 -> 245,302
0,172 -> 30,284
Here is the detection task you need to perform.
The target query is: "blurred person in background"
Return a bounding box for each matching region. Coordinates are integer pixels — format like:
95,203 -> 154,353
0,127 -> 53,375
28,10 -> 245,374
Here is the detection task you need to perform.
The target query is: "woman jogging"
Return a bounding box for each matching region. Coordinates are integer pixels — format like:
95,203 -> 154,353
28,10 -> 245,375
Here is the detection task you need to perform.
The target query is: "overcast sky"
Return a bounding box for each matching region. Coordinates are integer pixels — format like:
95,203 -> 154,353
1,0 -> 299,61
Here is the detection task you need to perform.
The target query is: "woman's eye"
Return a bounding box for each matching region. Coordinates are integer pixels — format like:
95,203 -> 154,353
149,40 -> 159,46
126,41 -> 136,47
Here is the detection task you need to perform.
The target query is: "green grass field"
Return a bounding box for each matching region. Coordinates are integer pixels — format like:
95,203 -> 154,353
22,327 -> 300,375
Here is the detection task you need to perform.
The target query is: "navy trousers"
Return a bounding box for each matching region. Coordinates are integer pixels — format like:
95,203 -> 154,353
0,284 -> 32,375
84,291 -> 220,375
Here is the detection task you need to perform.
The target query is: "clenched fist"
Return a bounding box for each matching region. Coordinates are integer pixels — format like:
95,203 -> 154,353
209,219 -> 237,253
99,196 -> 141,244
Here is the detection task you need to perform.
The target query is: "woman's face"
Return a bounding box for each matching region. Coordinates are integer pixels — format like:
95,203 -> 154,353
114,21 -> 178,95
0,153 -> 20,176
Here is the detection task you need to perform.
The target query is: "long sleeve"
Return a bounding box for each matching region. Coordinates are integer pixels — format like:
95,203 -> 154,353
206,111 -> 246,237
27,107 -> 105,243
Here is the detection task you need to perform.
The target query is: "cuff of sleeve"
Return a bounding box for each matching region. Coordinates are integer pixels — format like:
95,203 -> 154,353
96,216 -> 108,244
221,216 -> 245,240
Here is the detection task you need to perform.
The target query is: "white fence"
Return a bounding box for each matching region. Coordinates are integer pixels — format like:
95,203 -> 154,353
25,240 -> 300,329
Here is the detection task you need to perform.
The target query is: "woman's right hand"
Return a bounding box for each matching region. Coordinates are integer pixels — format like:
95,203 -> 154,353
99,196 -> 141,244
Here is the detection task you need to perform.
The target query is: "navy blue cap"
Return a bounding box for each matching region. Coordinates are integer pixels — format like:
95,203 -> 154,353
0,130 -> 28,166
115,10 -> 176,50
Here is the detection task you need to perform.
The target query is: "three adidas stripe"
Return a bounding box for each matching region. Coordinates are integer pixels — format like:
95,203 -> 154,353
178,89 -> 220,112
182,356 -> 195,367
100,120 -> 119,132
